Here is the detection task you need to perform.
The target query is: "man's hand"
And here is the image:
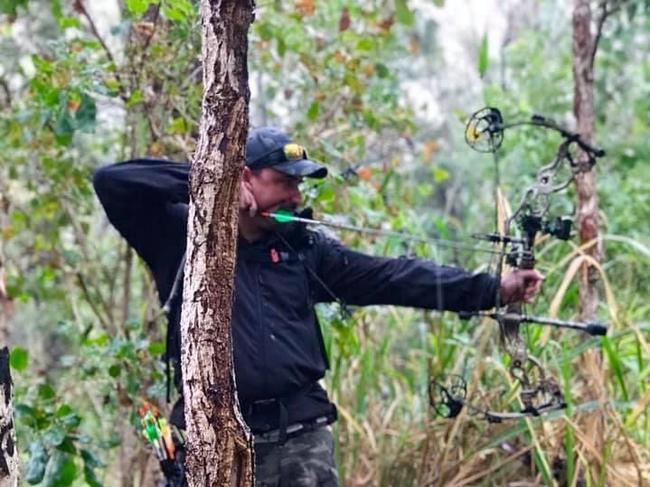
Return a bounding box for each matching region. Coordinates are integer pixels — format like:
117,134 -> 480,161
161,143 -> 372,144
240,179 -> 258,217
499,269 -> 544,305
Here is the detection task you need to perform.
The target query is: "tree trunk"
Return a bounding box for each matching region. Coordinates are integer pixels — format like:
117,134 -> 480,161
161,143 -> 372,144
0,348 -> 18,487
0,191 -> 18,486
572,0 -> 605,481
573,0 -> 603,306
0,194 -> 10,347
180,1 -> 255,486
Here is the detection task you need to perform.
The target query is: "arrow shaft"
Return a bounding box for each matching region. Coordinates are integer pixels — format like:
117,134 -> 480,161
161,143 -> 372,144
263,212 -> 503,255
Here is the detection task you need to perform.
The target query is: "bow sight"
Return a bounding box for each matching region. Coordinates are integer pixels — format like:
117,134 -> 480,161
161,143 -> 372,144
430,107 -> 608,422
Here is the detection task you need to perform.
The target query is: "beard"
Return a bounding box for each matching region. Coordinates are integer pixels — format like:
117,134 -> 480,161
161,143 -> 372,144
272,206 -> 313,239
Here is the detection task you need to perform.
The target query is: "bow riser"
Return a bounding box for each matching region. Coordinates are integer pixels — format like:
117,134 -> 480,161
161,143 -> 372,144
430,107 -> 607,422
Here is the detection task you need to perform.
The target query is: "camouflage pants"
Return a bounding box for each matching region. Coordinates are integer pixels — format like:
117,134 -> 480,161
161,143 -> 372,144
254,426 -> 339,487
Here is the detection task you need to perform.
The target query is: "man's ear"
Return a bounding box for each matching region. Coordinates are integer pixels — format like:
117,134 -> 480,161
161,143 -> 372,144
242,165 -> 252,182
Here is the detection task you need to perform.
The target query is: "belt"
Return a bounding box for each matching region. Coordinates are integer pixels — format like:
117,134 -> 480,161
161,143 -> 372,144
253,415 -> 333,445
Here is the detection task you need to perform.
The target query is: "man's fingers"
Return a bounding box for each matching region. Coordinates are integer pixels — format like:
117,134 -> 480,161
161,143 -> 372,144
522,277 -> 543,303
521,269 -> 544,282
500,269 -> 545,305
523,288 -> 537,302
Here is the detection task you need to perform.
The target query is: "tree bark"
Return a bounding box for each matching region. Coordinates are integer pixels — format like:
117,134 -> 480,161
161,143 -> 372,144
180,1 -> 255,486
0,193 -> 10,347
0,348 -> 18,487
0,191 -> 18,486
573,0 -> 603,314
572,0 -> 605,481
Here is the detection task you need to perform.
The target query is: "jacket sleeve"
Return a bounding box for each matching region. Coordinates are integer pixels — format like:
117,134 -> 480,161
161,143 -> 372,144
92,159 -> 190,299
312,234 -> 498,312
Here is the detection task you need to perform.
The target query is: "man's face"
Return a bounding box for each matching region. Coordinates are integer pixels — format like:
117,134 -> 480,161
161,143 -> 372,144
244,166 -> 303,216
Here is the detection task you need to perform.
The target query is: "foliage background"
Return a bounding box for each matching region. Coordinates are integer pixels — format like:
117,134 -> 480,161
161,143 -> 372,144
1,0 -> 649,485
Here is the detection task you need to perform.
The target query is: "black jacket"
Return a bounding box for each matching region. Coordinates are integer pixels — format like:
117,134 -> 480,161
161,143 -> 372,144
93,159 -> 498,432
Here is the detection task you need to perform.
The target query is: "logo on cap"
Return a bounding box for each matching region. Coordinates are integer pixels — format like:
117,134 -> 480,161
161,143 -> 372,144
284,143 -> 305,160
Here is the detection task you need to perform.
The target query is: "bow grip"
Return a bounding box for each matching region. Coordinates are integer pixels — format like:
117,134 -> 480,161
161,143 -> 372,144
585,322 -> 608,336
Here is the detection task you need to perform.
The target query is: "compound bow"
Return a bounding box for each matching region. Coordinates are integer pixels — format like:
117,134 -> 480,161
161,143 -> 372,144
262,107 -> 608,422
429,107 -> 607,422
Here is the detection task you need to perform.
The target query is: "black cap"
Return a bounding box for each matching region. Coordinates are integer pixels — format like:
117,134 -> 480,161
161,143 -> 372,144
246,127 -> 328,179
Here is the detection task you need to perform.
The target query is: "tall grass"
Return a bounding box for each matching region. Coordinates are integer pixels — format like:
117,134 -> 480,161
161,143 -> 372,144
322,198 -> 650,486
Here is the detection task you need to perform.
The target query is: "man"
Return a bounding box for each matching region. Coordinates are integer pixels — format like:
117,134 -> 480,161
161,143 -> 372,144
93,127 -> 542,486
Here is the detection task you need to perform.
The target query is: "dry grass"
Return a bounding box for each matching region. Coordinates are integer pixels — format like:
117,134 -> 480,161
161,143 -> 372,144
327,236 -> 650,486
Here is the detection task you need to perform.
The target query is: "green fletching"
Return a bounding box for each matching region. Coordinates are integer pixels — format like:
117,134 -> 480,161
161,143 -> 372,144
272,210 -> 295,223
143,412 -> 159,441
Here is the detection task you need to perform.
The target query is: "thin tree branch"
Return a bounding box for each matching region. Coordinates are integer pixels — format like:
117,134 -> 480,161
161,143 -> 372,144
58,196 -> 118,330
0,78 -> 11,107
135,4 -> 161,70
121,246 -> 132,337
74,0 -> 129,101
75,272 -> 113,332
590,0 -> 625,70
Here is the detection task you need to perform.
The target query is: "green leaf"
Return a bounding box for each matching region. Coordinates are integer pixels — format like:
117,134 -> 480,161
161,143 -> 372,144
75,93 -> 97,132
59,412 -> 82,429
54,132 -> 73,147
108,364 -> 121,378
362,110 -> 379,129
395,0 -> 414,26
43,427 -> 67,448
57,438 -> 78,455
25,442 -> 48,484
169,117 -> 188,135
307,101 -> 320,121
276,37 -> 287,57
15,403 -> 36,418
9,346 -> 28,371
161,0 -> 193,21
432,166 -> 449,183
83,466 -> 103,487
55,404 -> 73,418
478,33 -> 488,78
83,333 -> 109,348
80,449 -> 104,469
104,77 -> 121,95
356,38 -> 374,52
62,250 -> 81,267
126,89 -> 143,108
126,0 -> 154,16
256,22 -> 273,41
50,0 -> 63,19
603,337 -> 629,401
0,0 -> 28,16
32,55 -> 53,75
343,72 -> 362,92
43,451 -> 77,487
375,63 -> 390,79
58,16 -> 82,29
38,384 -> 57,400
148,342 -> 165,355
55,110 -> 75,137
